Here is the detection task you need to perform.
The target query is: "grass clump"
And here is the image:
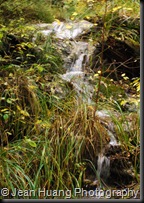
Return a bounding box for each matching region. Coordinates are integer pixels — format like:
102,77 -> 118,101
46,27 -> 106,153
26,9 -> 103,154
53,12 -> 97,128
1,91 -> 112,198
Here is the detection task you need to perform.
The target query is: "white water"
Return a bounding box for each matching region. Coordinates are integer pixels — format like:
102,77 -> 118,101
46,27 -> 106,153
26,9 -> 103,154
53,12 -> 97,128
38,20 -> 93,39
97,153 -> 110,180
35,20 -> 120,181
66,41 -> 90,71
96,110 -> 120,180
35,20 -> 94,102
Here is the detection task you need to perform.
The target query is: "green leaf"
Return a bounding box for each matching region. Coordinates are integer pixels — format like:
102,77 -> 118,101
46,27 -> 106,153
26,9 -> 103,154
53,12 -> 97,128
6,98 -> 12,104
25,138 -> 37,148
0,32 -> 3,40
26,54 -> 35,58
3,114 -> 9,120
37,65 -> 44,72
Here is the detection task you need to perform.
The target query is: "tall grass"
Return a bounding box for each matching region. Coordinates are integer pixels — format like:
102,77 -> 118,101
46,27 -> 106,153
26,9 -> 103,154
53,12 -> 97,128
0,79 -> 113,199
0,0 -> 140,199
108,100 -> 140,181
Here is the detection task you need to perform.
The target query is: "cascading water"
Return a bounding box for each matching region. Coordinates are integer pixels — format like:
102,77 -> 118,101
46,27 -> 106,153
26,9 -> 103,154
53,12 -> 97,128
97,153 -> 110,180
61,40 -> 94,103
96,110 -> 120,181
97,134 -> 119,181
34,20 -> 124,184
35,20 -> 95,102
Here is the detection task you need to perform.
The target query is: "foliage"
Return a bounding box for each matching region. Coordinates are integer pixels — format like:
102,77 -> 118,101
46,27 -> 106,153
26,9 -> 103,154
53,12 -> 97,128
119,77 -> 140,111
0,19 -> 64,73
0,0 -> 54,24
0,0 -> 140,199
109,102 -> 140,177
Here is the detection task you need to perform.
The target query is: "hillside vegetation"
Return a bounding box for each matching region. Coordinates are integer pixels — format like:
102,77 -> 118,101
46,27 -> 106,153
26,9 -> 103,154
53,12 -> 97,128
0,0 -> 140,199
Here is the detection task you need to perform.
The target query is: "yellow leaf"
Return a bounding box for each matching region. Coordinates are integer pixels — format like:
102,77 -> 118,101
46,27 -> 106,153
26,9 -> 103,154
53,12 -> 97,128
137,85 -> 140,92
112,6 -> 122,12
86,16 -> 90,19
72,12 -> 78,16
9,73 -> 14,77
16,105 -> 21,111
17,105 -> 30,117
120,100 -> 127,106
123,7 -> 133,11
123,76 -> 129,80
1,108 -> 9,112
20,110 -> 30,117
88,105 -> 94,111
71,17 -> 75,20
65,25 -> 72,29
67,127 -> 71,132
55,19 -> 61,25
121,73 -> 126,77
35,120 -> 42,124
28,85 -> 37,89
94,74 -> 99,77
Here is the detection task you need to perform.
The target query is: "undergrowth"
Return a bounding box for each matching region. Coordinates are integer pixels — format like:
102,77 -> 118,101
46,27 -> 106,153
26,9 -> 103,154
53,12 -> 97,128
0,0 -> 140,199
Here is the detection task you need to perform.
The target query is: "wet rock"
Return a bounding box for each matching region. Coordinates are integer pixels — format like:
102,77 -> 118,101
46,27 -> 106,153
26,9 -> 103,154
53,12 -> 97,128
35,20 -> 94,40
88,109 -> 138,184
33,20 -> 95,102
83,179 -> 100,190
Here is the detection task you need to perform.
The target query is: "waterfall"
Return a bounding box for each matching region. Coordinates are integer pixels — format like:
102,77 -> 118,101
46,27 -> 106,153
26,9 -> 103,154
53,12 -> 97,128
97,153 -> 110,180
34,20 -> 122,182
34,20 -> 95,102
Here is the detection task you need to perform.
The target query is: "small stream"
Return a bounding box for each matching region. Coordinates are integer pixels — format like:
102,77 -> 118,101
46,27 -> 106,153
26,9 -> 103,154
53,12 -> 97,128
34,20 -> 136,196
35,20 -> 95,103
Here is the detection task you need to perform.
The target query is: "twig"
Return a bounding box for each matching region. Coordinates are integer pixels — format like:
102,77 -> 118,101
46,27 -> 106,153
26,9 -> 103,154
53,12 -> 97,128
93,0 -> 108,119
